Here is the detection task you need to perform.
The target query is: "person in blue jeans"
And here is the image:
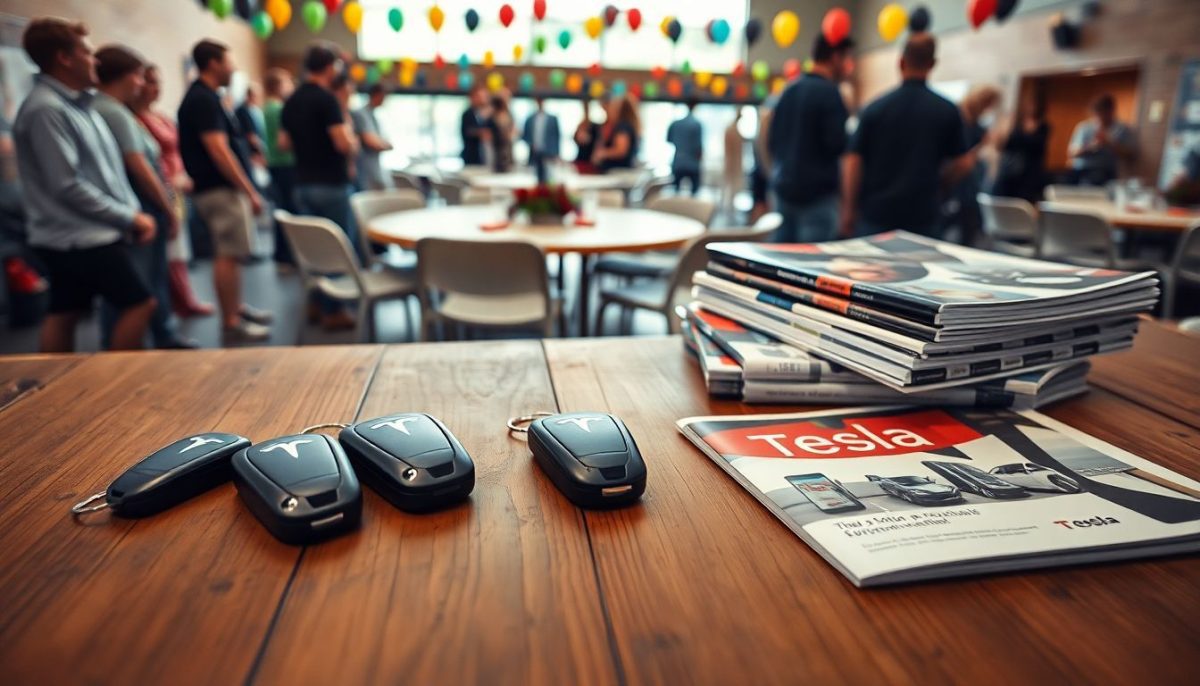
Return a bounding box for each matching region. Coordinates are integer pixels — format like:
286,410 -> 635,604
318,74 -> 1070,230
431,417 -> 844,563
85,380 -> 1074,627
281,43 -> 361,330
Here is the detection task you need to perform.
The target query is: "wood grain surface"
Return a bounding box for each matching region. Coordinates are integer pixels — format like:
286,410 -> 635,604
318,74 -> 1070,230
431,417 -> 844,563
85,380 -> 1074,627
543,336 -> 1200,686
1090,320 -> 1200,430
252,341 -> 619,686
0,346 -> 380,686
0,354 -> 82,413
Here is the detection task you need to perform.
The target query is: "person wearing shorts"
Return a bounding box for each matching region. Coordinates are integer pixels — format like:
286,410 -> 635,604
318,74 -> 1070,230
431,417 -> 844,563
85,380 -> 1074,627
178,39 -> 272,342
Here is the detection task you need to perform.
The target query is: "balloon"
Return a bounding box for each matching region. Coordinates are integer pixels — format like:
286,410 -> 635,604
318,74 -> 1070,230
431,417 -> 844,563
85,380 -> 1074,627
751,60 -> 769,82
322,0 -> 340,13
387,7 -> 403,31
533,0 -> 547,21
428,4 -> 444,31
444,73 -> 457,89
365,65 -> 380,85
771,77 -> 786,94
433,53 -> 446,69
234,0 -> 257,21
251,11 -> 274,38
680,60 -> 691,76
400,69 -> 415,87
611,79 -> 627,97
457,54 -> 470,69
400,57 -> 417,73
643,81 -> 658,98
650,65 -> 666,80
519,71 -> 535,91
660,16 -> 673,38
499,4 -> 515,27
342,1 -> 362,33
732,62 -> 745,78
589,80 -> 605,99
349,63 -> 367,82
694,71 -> 712,88
566,73 -> 583,94
584,16 -> 604,40
486,72 -> 504,93
782,58 -> 801,80
666,78 -> 682,98
209,0 -> 233,19
548,68 -> 565,88
266,0 -> 291,29
822,8 -> 851,44
734,83 -> 749,100
627,8 -> 642,32
772,10 -> 800,47
996,0 -> 1020,22
534,35 -> 547,53
512,44 -> 523,61
587,62 -> 602,78
415,71 -> 427,88
377,58 -> 393,74
465,9 -> 479,32
753,82 -> 768,100
744,17 -> 762,46
803,58 -> 814,73
708,19 -> 730,45
482,50 -> 495,68
557,29 -> 571,49
909,5 -> 931,31
666,18 -> 682,43
877,4 -> 907,42
301,1 -> 326,32
603,5 -> 618,27
458,71 -> 474,90
711,76 -> 728,98
968,0 -> 997,29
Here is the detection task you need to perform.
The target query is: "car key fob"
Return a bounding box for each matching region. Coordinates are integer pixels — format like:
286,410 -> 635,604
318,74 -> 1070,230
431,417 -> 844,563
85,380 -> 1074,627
527,412 -> 646,509
74,432 -> 251,518
339,413 -> 475,512
232,434 -> 361,545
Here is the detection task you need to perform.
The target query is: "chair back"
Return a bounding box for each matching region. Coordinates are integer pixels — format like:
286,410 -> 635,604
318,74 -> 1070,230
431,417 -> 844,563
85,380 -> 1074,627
668,225 -> 777,298
276,210 -> 363,285
637,176 -> 673,206
431,180 -> 465,205
416,238 -> 549,301
1037,208 -> 1117,266
390,171 -> 426,195
350,189 -> 426,265
978,193 -> 1037,242
1164,220 -> 1200,318
647,195 -> 717,227
1045,184 -> 1108,201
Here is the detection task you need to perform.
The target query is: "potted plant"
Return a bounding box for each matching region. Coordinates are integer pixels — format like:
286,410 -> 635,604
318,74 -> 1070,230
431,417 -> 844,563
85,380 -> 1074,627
510,183 -> 579,225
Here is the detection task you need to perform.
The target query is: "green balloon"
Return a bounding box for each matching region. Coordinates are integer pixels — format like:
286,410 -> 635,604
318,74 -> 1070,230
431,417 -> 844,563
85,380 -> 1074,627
680,60 -> 692,76
377,58 -> 394,75
388,8 -> 404,32
366,66 -> 381,85
643,81 -> 659,98
753,82 -> 768,100
549,68 -> 566,88
208,0 -> 233,19
751,60 -> 770,82
302,1 -> 327,33
557,29 -> 571,50
534,35 -> 547,54
251,11 -> 274,39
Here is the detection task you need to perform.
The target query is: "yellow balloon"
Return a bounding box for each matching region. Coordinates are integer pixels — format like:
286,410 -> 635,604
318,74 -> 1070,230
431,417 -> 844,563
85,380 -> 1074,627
589,80 -> 605,99
566,73 -> 583,93
660,16 -> 674,38
711,75 -> 728,97
694,71 -> 712,88
483,50 -> 495,68
428,5 -> 444,32
771,76 -> 786,94
584,16 -> 604,40
878,4 -> 908,42
400,70 -> 415,88
486,72 -> 504,93
266,0 -> 292,30
343,1 -> 363,34
512,44 -> 523,62
400,57 -> 418,75
772,10 -> 800,48
349,63 -> 367,83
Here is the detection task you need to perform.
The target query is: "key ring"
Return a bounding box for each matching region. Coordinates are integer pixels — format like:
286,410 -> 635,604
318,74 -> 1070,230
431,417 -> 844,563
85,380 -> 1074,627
71,492 -> 109,516
506,412 -> 554,435
301,422 -> 350,435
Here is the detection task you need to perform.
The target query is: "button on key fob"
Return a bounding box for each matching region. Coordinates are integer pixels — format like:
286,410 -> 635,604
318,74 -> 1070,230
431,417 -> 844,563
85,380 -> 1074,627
79,432 -> 251,518
232,434 -> 361,544
527,413 -> 646,509
339,413 -> 475,512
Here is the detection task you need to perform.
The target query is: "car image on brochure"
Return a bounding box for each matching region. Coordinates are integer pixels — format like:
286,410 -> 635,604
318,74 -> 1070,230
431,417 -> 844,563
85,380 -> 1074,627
989,463 -> 1085,493
921,461 -> 1030,499
865,474 -> 965,506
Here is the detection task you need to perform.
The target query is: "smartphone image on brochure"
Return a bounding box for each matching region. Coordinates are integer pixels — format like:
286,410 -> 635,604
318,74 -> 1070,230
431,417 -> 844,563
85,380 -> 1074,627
786,473 -> 866,513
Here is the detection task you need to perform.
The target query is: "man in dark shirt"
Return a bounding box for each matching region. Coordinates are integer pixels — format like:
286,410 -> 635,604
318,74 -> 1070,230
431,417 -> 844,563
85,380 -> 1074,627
460,84 -> 491,167
768,34 -> 855,243
178,39 -> 271,342
841,34 -> 972,238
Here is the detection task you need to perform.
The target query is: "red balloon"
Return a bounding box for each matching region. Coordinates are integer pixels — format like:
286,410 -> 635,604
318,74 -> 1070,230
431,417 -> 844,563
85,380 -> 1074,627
968,0 -> 998,29
629,83 -> 642,99
533,0 -> 546,21
735,83 -> 749,100
627,8 -> 642,32
444,73 -> 457,89
433,53 -> 446,69
323,0 -> 341,14
667,78 -> 682,98
588,62 -> 602,78
603,5 -> 619,27
783,58 -> 802,80
821,8 -> 852,44
650,65 -> 666,80
499,4 -> 515,27
732,61 -> 746,78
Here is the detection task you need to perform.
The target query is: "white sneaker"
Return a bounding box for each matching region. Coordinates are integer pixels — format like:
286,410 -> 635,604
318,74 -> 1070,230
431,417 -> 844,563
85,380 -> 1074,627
223,320 -> 271,343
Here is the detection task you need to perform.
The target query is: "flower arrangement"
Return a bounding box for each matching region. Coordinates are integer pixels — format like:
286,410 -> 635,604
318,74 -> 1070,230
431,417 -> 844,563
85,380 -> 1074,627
511,183 -> 579,224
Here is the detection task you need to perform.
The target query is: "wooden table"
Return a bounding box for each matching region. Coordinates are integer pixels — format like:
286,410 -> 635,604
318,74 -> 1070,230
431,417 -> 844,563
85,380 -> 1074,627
367,207 -> 705,335
1039,198 -> 1200,233
1,322 -> 1197,685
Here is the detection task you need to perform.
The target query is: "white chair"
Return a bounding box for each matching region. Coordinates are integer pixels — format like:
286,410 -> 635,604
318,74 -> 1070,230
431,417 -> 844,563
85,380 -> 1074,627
594,221 -> 779,335
591,195 -> 719,283
276,210 -> 419,343
1045,184 -> 1109,202
389,171 -> 426,196
646,195 -> 717,227
635,176 -> 673,207
349,188 -> 425,268
1037,208 -> 1154,271
978,193 -> 1037,257
1163,221 -> 1200,320
416,238 -> 559,339
430,179 -> 466,205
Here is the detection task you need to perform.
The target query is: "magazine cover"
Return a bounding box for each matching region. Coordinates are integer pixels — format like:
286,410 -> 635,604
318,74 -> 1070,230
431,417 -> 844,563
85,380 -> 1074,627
677,406 -> 1200,586
707,231 -> 1158,322
685,321 -> 741,397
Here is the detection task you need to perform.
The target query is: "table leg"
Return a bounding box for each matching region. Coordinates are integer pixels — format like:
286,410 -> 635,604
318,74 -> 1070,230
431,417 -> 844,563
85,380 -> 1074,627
577,253 -> 592,337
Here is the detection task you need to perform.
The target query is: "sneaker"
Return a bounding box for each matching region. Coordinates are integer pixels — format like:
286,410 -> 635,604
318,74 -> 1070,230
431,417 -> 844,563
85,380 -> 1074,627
239,304 -> 275,325
160,336 -> 201,350
223,320 -> 271,343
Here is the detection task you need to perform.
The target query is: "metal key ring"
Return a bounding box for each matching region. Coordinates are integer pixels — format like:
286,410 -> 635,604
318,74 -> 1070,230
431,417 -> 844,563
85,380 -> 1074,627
71,492 -> 109,517
301,422 -> 350,435
506,412 -> 554,434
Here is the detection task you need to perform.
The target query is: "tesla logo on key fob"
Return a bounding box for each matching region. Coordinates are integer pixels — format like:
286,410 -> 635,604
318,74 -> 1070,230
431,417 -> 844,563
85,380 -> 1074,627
370,417 -> 421,435
179,436 -> 224,453
261,439 -> 312,459
556,417 -> 606,433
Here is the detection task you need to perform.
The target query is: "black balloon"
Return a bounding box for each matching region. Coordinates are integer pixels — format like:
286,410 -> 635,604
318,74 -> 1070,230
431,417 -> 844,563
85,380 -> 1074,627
744,18 -> 762,47
465,9 -> 480,32
995,0 -> 1020,22
909,6 -> 932,32
667,18 -> 682,43
234,0 -> 257,21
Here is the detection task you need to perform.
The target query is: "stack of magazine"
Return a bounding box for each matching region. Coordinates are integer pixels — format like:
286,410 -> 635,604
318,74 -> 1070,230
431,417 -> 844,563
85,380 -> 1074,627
685,231 -> 1157,405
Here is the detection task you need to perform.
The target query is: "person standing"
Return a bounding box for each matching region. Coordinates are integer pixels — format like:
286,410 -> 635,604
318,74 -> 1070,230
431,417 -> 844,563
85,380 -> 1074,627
943,85 -> 1000,246
522,96 -> 560,182
13,18 -> 156,352
234,82 -> 266,162
489,93 -> 515,173
262,68 -> 297,267
351,83 -> 394,191
93,44 -> 196,349
666,100 -> 703,196
177,39 -> 272,342
592,97 -> 640,172
460,84 -> 491,167
991,95 -> 1050,203
573,98 -> 602,174
768,35 -> 855,243
1067,94 -> 1136,186
840,34 -> 971,238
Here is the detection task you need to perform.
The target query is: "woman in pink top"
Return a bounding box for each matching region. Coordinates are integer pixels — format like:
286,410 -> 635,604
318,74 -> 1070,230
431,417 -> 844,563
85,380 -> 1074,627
134,64 -> 214,317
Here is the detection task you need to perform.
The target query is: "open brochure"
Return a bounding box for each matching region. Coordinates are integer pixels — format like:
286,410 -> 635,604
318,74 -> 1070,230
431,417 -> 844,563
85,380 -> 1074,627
676,406 -> 1200,586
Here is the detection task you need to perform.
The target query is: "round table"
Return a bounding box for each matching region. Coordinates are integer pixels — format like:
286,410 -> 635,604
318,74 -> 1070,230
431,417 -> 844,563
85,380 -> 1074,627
1038,199 -> 1200,233
368,206 -> 705,335
466,171 -> 636,191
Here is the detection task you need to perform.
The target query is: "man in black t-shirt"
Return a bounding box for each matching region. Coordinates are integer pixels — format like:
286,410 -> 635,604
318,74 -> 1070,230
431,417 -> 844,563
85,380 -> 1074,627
178,39 -> 272,342
840,34 -> 971,239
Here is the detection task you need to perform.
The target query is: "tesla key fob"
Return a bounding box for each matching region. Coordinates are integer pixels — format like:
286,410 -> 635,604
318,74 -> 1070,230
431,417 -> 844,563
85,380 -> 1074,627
232,434 -> 361,545
75,433 -> 251,518
339,413 -> 475,512
527,412 -> 646,509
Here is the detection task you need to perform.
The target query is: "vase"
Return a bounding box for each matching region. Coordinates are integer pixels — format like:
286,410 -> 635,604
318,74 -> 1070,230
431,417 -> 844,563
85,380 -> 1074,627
527,212 -> 565,226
